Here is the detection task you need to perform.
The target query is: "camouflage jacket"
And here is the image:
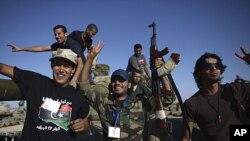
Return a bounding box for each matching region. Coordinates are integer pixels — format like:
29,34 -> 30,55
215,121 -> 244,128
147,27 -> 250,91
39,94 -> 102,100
128,83 -> 175,113
80,81 -> 174,141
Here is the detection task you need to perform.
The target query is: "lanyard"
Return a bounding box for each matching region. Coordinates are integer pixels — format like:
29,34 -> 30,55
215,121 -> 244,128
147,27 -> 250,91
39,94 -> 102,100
112,112 -> 120,127
111,96 -> 129,126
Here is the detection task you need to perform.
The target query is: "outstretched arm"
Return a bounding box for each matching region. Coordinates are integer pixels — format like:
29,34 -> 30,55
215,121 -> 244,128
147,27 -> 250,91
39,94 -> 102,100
0,63 -> 14,78
7,43 -> 51,52
235,46 -> 250,65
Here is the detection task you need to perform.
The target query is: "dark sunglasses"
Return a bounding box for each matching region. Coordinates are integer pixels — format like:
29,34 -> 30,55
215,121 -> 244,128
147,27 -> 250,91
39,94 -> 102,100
111,76 -> 127,82
201,63 -> 222,70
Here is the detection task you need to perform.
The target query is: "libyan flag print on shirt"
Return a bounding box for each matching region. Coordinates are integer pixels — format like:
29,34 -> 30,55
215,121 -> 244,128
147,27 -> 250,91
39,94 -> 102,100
38,98 -> 72,131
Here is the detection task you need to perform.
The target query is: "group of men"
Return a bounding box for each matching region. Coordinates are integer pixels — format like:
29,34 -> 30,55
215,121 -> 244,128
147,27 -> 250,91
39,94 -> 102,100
0,23 -> 250,141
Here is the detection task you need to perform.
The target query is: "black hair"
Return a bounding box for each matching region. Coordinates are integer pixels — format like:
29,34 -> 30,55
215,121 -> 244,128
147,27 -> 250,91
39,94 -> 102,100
193,52 -> 227,88
131,68 -> 141,76
53,25 -> 67,33
134,43 -> 142,50
87,24 -> 98,33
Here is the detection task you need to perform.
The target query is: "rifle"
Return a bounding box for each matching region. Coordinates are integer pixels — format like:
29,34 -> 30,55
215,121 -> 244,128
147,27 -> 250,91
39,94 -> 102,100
148,22 -> 191,137
148,22 -> 169,128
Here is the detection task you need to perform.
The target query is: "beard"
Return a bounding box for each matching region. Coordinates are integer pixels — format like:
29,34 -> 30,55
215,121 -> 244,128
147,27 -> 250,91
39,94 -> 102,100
108,93 -> 127,101
132,80 -> 140,85
207,76 -> 221,84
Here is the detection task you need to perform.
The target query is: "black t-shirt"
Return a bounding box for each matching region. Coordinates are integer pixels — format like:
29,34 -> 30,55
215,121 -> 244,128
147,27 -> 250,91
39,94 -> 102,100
184,83 -> 250,141
68,30 -> 93,52
51,38 -> 84,58
13,67 -> 89,141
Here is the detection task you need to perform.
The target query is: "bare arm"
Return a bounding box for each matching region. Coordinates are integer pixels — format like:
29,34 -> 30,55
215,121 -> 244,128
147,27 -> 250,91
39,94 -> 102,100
69,57 -> 84,88
144,65 -> 151,79
0,62 -> 14,78
7,43 -> 51,52
80,41 -> 104,83
182,122 -> 194,141
161,77 -> 173,94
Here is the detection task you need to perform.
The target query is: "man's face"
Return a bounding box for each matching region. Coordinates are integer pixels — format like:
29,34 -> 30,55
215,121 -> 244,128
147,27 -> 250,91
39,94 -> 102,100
154,57 -> 164,69
132,71 -> 141,84
111,76 -> 129,95
86,28 -> 97,39
199,57 -> 221,84
51,58 -> 75,87
134,48 -> 142,57
54,28 -> 68,44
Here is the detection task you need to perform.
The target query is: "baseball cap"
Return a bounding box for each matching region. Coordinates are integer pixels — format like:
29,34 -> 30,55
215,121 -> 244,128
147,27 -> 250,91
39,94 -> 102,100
111,69 -> 129,81
49,49 -> 77,64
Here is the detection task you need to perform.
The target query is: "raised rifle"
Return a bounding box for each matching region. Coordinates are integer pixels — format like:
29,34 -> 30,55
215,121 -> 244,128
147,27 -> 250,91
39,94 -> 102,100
148,22 -> 169,128
148,22 -> 191,137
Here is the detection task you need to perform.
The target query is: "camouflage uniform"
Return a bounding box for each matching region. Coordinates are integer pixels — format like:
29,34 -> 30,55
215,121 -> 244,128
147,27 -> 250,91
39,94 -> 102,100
80,81 -> 173,141
129,82 -> 176,141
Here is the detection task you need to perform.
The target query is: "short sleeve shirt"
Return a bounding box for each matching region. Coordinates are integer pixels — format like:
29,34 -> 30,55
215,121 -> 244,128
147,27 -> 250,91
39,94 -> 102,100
51,38 -> 84,58
13,67 -> 89,141
68,30 -> 93,53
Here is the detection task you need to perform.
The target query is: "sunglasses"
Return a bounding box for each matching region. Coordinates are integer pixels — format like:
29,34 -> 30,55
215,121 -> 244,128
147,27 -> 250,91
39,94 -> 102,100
201,63 -> 222,70
111,76 -> 127,82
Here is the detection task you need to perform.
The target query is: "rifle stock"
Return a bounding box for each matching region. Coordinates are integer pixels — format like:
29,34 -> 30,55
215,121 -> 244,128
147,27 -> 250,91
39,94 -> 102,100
148,22 -> 169,128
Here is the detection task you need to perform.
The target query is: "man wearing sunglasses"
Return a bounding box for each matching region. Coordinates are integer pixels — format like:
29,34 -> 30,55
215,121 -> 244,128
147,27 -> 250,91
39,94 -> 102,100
182,47 -> 250,141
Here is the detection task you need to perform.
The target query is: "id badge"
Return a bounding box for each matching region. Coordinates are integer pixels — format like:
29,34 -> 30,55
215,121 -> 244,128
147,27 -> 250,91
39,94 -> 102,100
108,126 -> 120,138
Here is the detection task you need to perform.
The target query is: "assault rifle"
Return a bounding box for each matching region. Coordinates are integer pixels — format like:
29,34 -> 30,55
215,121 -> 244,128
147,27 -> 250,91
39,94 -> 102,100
148,22 -> 169,128
148,22 -> 190,137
